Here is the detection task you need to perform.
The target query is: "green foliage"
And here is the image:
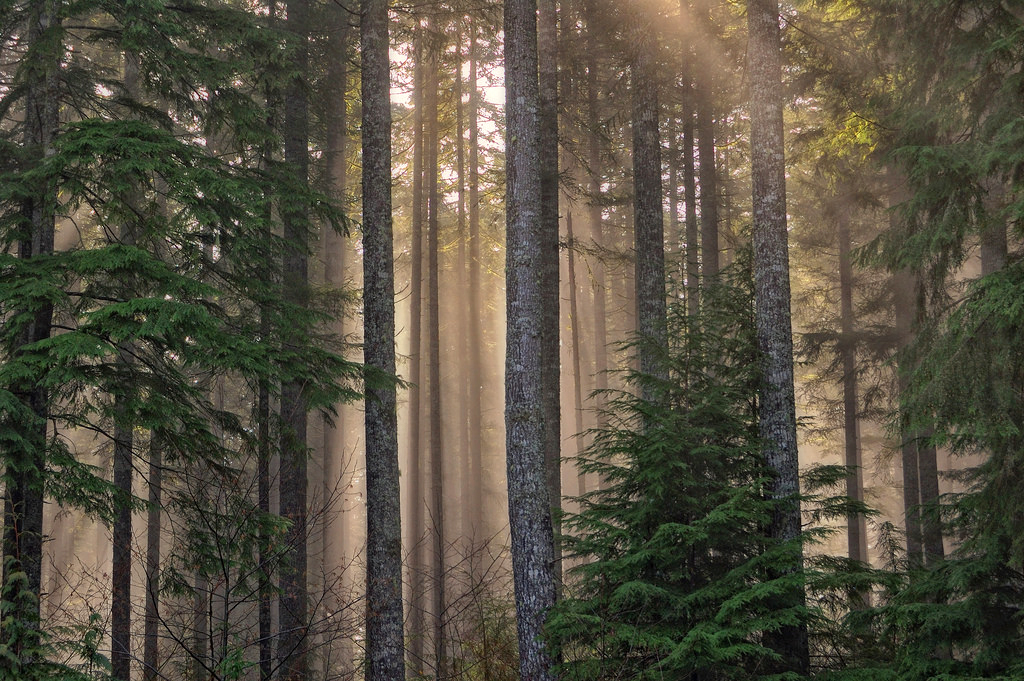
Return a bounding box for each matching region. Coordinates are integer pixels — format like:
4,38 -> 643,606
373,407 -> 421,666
549,267 -> 814,681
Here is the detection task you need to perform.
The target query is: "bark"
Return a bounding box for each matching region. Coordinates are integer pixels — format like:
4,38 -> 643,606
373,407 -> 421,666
631,21 -> 667,391
322,4 -> 352,676
361,1 -> 405,680
111,413 -> 133,681
279,0 -> 310,678
981,180 -> 1008,275
3,0 -> 59,662
838,214 -> 868,568
467,21 -> 485,544
407,23 -> 427,673
566,212 -> 587,496
143,439 -> 162,681
424,20 -> 448,679
584,0 -> 609,424
695,0 -> 719,280
455,24 -> 472,549
538,0 -> 562,591
747,0 -> 808,672
504,2 -> 558,680
112,51 -> 141,681
893,272 -> 923,565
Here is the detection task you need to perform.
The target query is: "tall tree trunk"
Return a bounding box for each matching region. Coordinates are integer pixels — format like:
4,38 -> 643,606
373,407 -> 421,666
631,20 -> 667,391
566,212 -> 587,496
538,0 -> 562,590
584,0 -> 609,428
838,213 -> 868,568
682,91 -> 698,315
322,4 -> 351,676
279,0 -> 310,677
504,2 -> 558,680
454,23 -> 473,552
466,21 -> 485,545
112,51 -> 141,681
111,414 -> 133,681
747,0 -> 808,673
407,23 -> 427,673
695,0 -> 719,281
143,438 -> 162,681
424,19 -> 447,679
258,8 -> 277,677
3,0 -> 59,665
361,1 -> 405,680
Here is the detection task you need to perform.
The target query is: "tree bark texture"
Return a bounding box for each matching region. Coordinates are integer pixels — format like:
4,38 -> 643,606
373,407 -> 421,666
144,439 -> 162,681
467,21 -> 485,544
504,2 -> 558,680
566,212 -> 587,496
424,20 -> 448,678
747,0 -> 809,672
585,0 -> 609,427
695,0 -> 719,281
631,22 -> 667,390
838,214 -> 868,567
279,0 -> 310,678
406,22 -> 427,675
111,415 -> 133,681
538,0 -> 563,590
3,0 -> 59,665
361,1 -> 406,680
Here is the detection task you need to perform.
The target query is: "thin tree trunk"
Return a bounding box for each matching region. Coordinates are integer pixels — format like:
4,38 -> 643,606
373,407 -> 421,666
504,2 -> 558,680
258,7 -> 276,677
322,5 -> 351,676
748,0 -> 808,672
454,23 -> 472,552
695,0 -> 719,281
3,0 -> 59,664
407,23 -> 427,673
112,51 -> 142,681
682,89 -> 698,316
279,0 -> 310,677
361,1 -> 405,679
467,21 -> 485,545
143,438 -> 162,681
538,0 -> 563,590
424,19 -> 447,679
838,213 -> 868,568
566,212 -> 587,496
585,0 -> 609,428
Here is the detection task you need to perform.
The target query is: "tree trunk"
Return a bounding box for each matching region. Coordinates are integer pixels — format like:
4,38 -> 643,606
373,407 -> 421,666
630,20 -> 667,391
322,3 -> 351,677
361,1 -> 405,680
423,19 -> 448,679
143,438 -> 162,681
838,213 -> 868,568
695,0 -> 719,281
3,0 -> 59,664
566,212 -> 587,496
504,1 -> 558,680
279,0 -> 310,677
538,0 -> 563,591
466,19 -> 485,545
585,0 -> 609,431
747,0 -> 808,672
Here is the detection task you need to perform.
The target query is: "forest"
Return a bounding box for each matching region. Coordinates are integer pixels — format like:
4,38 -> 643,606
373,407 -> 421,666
1,0 -> 1022,679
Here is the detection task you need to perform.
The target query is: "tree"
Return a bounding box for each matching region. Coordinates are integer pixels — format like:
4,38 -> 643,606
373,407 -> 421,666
549,269 -> 810,681
361,0 -> 406,679
747,0 -> 808,672
503,0 -> 558,679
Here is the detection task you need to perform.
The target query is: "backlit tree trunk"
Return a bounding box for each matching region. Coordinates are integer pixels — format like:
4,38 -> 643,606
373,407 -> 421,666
748,0 -> 809,672
361,0 -> 405,679
504,0 -> 558,678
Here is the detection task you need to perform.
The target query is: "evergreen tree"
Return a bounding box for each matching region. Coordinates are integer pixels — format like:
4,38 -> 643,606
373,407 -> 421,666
549,267 -> 809,681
